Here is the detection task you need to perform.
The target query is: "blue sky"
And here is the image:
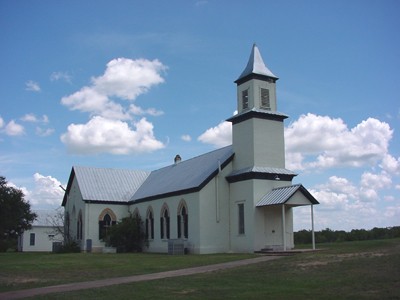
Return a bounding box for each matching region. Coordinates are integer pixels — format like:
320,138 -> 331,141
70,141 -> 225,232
1,0 -> 399,231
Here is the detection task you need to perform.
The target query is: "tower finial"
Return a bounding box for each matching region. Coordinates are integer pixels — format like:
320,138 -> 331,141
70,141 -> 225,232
235,44 -> 278,84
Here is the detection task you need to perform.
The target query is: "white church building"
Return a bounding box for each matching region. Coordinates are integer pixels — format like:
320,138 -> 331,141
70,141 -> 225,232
62,45 -> 319,254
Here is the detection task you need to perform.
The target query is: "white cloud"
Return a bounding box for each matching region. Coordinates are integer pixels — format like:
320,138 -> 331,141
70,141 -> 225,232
61,86 -> 129,120
310,188 -> 349,212
61,58 -> 167,120
285,114 -> 393,170
294,169 -> 400,231
276,114 -> 400,231
60,116 -> 165,155
359,171 -> 392,201
0,116 -> 4,128
50,71 -> 72,83
21,113 -> 49,123
24,173 -> 64,207
195,0 -> 208,6
310,176 -> 358,217
285,152 -> 304,171
4,120 -> 25,136
198,114 -> 395,175
36,127 -> 55,137
198,121 -> 232,147
181,134 -> 191,142
304,186 -> 377,231
93,58 -> 166,100
384,195 -> 395,202
129,104 -> 164,116
360,171 -> 392,191
380,154 -> 400,175
25,80 -> 41,92
21,113 -> 37,122
316,176 -> 359,199
384,205 -> 400,219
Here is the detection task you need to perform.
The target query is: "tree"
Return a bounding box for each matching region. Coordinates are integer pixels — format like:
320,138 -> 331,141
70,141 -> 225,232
0,176 -> 37,251
105,213 -> 146,253
46,207 -> 67,242
45,207 -> 80,253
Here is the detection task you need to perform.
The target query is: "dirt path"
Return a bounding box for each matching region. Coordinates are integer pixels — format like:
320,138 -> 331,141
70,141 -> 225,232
0,255 -> 281,299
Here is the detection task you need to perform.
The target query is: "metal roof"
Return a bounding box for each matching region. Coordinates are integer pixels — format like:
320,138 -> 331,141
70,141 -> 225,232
256,184 -> 319,207
32,210 -> 63,227
229,166 -> 297,177
73,166 -> 150,202
131,146 -> 234,202
236,44 -> 278,82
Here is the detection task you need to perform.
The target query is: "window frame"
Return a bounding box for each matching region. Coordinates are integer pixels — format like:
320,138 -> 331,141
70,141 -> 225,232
238,203 -> 245,235
77,211 -> 83,240
260,88 -> 270,110
242,89 -> 249,110
160,206 -> 170,240
99,213 -> 116,240
146,209 -> 154,240
177,204 -> 188,239
30,233 -> 35,246
98,209 -> 117,240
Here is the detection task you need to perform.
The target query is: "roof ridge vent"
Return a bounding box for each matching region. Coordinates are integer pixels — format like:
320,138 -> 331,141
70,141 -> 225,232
174,154 -> 182,164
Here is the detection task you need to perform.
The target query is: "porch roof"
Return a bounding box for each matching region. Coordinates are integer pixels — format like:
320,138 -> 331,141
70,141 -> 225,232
256,184 -> 319,207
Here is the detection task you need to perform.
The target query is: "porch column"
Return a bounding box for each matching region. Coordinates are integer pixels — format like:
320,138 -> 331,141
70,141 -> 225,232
282,204 -> 286,251
311,204 -> 315,250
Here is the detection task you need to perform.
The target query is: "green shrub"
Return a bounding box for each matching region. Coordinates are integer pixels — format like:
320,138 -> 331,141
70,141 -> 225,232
54,240 -> 81,253
0,238 -> 17,252
105,214 -> 146,253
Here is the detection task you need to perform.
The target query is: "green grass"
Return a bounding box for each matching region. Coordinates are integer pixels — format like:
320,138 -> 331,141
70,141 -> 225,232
1,239 -> 400,299
0,252 -> 257,292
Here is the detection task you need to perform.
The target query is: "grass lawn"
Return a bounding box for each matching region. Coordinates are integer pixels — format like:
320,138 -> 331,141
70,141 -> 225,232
0,252 -> 257,292
1,239 -> 400,299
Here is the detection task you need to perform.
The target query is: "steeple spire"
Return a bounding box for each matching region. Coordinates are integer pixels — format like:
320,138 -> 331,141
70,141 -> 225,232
235,44 -> 278,84
228,44 -> 287,172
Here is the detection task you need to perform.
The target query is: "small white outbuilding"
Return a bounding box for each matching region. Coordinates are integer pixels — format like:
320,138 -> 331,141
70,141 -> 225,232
18,210 -> 63,252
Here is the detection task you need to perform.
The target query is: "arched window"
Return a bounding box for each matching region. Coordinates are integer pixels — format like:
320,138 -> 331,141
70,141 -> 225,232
98,209 -> 116,240
65,211 -> 70,241
77,210 -> 83,240
133,208 -> 140,219
160,205 -> 170,240
146,207 -> 154,240
177,201 -> 188,239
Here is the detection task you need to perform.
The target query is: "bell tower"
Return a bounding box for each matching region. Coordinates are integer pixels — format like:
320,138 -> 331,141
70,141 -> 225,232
227,44 -> 290,175
235,43 -> 279,113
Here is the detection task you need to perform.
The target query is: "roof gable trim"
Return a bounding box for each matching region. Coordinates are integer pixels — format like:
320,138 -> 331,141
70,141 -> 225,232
256,184 -> 319,207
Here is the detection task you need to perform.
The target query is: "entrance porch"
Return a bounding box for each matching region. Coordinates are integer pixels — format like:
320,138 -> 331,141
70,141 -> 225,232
256,184 -> 319,251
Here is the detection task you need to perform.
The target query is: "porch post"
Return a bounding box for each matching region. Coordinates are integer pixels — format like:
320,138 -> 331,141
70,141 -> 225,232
311,204 -> 315,250
282,204 -> 286,251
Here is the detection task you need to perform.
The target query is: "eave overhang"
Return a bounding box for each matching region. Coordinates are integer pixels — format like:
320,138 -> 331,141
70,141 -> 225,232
226,166 -> 297,183
226,109 -> 288,125
234,73 -> 278,85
